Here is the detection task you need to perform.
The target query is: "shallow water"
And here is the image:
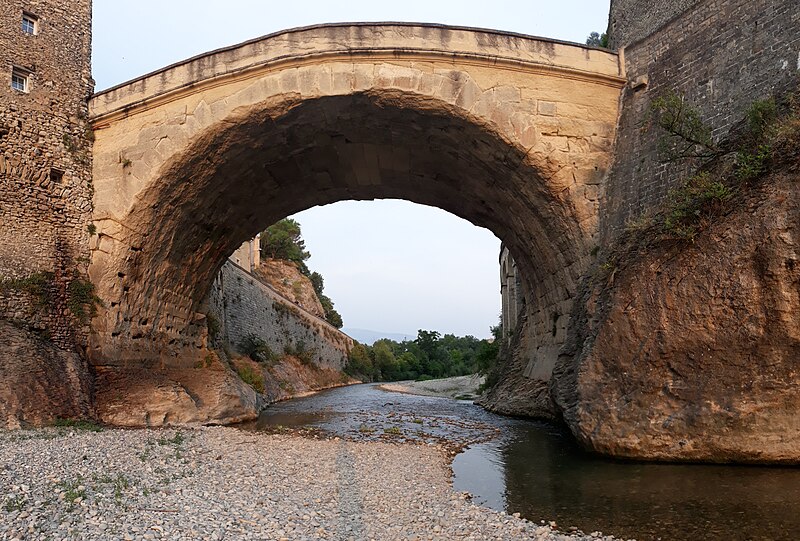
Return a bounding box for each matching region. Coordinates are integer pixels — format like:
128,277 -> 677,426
241,383 -> 800,541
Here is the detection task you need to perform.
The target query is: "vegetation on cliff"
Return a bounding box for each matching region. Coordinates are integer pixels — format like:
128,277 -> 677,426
260,219 -> 343,328
344,329 -> 498,383
616,85 -> 800,250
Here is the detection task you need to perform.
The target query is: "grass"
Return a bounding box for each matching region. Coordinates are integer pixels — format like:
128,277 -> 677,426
56,478 -> 86,507
53,418 -> 104,432
95,473 -> 131,503
4,494 -> 26,512
383,426 -> 403,436
157,431 -> 186,447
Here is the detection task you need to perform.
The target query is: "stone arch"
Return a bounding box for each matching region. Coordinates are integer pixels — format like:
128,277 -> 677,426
87,24 -> 624,421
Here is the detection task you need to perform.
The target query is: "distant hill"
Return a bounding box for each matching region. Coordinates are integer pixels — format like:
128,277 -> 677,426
342,328 -> 415,345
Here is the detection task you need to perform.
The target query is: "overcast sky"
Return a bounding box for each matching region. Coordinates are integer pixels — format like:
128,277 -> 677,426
92,1 -> 611,338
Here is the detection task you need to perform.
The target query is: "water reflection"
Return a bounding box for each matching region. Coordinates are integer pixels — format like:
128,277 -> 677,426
455,422 -> 800,540
241,383 -> 800,541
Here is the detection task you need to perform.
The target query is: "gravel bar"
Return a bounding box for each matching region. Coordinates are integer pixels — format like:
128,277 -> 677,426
0,427 -> 623,540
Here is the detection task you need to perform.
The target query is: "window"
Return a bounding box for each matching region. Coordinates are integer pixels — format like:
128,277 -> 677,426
11,69 -> 29,92
21,12 -> 38,35
50,168 -> 64,183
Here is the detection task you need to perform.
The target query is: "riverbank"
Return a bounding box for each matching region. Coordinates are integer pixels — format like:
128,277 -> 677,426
0,426 -> 619,540
378,374 -> 485,400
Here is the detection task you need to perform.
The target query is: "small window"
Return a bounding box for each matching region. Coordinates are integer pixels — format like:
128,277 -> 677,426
50,168 -> 64,183
21,12 -> 38,35
11,69 -> 29,93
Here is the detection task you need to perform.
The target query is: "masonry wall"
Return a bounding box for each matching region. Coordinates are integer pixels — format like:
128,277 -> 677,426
209,261 -> 352,371
602,0 -> 800,240
608,0 -> 702,48
0,0 -> 94,345
0,0 -> 94,426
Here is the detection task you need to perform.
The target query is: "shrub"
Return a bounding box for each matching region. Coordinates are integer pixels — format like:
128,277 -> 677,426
735,145 -> 772,181
206,313 -> 221,341
0,272 -> 54,308
662,172 -> 734,241
67,274 -> 101,324
235,363 -> 265,393
239,334 -> 275,363
53,418 -> 104,432
745,98 -> 778,143
650,91 -> 717,162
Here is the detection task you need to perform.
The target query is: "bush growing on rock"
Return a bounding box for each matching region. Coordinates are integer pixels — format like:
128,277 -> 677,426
239,334 -> 275,364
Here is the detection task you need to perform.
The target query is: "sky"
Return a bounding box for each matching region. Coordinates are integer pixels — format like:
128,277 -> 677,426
92,1 -> 611,338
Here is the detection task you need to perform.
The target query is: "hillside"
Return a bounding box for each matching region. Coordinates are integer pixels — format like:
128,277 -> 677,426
252,258 -> 325,319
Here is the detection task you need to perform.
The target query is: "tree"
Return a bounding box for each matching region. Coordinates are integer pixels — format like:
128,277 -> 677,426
345,343 -> 374,380
309,271 -> 324,297
586,31 -> 609,48
319,293 -> 343,329
260,219 -> 310,267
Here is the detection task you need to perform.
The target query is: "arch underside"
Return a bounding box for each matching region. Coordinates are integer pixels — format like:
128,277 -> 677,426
90,91 -> 593,369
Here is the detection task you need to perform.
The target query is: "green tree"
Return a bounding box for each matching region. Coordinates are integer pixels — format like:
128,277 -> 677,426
345,343 -> 374,380
260,219 -> 310,267
309,271 -> 324,297
586,31 -> 609,48
319,294 -> 343,329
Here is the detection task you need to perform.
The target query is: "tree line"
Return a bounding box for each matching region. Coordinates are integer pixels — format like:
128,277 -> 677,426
345,328 -> 500,382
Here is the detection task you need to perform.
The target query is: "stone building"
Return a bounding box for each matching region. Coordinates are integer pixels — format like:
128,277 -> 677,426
0,0 -> 95,426
230,234 -> 261,272
0,1 -> 93,338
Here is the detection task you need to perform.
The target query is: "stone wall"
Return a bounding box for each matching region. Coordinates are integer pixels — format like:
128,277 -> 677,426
603,0 -> 800,240
0,0 -> 94,344
208,261 -> 352,371
608,0 -> 701,48
0,1 -> 94,425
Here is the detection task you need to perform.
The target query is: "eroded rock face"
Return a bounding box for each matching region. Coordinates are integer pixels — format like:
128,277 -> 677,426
477,319 -> 560,421
94,359 -> 259,427
554,172 -> 800,463
0,322 -> 93,428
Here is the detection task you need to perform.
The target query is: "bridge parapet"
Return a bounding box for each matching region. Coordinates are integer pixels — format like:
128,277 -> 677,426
91,23 -> 623,121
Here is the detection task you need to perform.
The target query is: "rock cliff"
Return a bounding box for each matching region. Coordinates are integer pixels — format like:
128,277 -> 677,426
554,163 -> 800,463
0,322 -> 93,428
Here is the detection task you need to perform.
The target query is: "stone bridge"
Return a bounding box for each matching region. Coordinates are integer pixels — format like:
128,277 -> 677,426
87,23 -> 624,403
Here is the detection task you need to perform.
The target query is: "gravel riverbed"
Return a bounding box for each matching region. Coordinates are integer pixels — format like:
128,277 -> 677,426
0,427 -> 623,541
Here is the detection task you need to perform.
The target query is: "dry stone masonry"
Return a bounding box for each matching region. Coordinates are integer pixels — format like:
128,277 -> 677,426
208,261 -> 353,371
603,0 -> 800,238
0,0 -> 94,426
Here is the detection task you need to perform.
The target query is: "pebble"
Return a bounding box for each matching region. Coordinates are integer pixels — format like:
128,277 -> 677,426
0,427 -> 623,540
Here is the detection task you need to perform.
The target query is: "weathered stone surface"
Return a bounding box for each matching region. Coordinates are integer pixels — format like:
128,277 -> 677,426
554,170 -> 800,463
253,258 -> 326,319
94,360 -> 259,427
603,0 -> 800,242
0,0 -> 95,428
477,317 -> 559,421
0,322 -> 93,428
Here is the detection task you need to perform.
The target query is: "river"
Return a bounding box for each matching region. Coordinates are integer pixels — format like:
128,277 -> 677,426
239,383 -> 800,540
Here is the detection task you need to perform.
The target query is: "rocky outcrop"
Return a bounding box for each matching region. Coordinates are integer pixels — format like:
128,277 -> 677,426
477,318 -> 560,421
554,169 -> 800,463
0,322 -> 93,428
94,355 -> 259,427
237,354 -> 353,404
253,259 -> 325,318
